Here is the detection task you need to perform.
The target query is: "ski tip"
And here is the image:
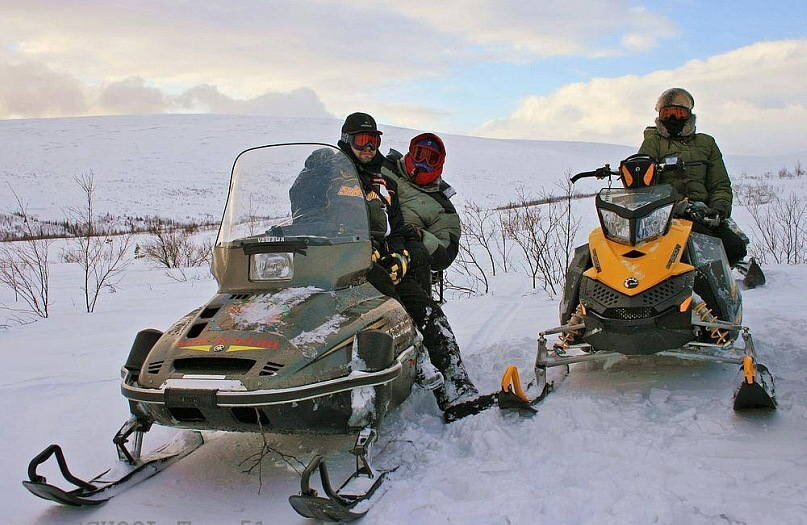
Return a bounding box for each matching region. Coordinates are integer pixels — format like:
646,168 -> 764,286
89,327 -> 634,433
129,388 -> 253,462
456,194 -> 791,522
500,366 -> 531,404
443,393 -> 498,423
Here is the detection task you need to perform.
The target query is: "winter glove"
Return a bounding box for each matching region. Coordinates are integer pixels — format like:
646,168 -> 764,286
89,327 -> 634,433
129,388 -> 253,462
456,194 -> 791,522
379,249 -> 410,285
687,201 -> 722,228
399,223 -> 423,241
371,248 -> 382,263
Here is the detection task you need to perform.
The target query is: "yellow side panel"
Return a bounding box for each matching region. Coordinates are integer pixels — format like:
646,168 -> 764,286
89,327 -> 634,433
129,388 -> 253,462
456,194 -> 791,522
582,219 -> 695,296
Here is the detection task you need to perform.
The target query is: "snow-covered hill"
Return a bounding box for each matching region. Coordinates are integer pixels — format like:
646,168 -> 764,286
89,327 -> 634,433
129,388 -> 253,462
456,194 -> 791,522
0,114 -> 802,222
1,114 -> 806,524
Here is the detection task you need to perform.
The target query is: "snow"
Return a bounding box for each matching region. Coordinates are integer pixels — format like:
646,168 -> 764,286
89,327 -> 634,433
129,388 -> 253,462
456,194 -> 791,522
1,115 -> 806,524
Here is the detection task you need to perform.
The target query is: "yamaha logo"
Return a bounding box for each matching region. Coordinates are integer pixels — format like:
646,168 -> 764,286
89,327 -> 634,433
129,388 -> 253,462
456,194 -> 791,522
624,277 -> 639,289
212,344 -> 226,353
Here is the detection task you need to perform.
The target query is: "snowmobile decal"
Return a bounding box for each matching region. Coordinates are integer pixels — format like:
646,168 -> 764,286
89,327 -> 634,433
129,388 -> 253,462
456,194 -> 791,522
337,184 -> 363,197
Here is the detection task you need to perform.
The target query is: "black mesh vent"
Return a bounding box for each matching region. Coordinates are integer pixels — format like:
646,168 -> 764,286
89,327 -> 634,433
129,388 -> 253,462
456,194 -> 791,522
587,280 -> 622,307
259,361 -> 284,376
173,358 -> 255,375
641,278 -> 680,306
604,307 -> 656,320
146,360 -> 164,374
230,293 -> 252,300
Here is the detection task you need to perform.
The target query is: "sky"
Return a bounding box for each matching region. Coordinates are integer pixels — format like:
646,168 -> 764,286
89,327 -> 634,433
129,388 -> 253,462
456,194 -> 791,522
1,0 -> 805,155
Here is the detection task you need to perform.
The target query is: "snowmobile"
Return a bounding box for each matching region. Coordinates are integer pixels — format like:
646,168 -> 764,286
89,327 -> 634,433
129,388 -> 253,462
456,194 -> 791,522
23,143 -> 427,521
499,154 -> 776,413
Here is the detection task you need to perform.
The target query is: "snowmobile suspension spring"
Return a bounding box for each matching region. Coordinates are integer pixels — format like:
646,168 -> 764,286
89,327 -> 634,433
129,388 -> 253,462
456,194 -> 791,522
693,302 -> 729,345
557,304 -> 585,348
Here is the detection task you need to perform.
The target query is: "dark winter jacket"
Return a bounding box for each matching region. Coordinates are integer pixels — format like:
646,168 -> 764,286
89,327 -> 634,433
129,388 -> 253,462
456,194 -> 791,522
638,127 -> 734,217
381,151 -> 461,270
337,141 -> 407,254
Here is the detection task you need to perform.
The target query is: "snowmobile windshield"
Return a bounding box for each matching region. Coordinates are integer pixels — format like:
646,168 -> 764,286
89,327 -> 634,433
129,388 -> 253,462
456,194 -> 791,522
217,144 -> 370,246
598,185 -> 676,212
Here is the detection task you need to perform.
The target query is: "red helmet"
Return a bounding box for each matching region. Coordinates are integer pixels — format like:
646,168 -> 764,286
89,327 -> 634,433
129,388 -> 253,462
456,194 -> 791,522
404,133 -> 446,185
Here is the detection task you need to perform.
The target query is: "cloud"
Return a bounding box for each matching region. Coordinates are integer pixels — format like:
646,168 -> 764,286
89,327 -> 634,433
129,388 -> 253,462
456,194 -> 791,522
0,58 -> 88,117
477,40 -> 807,155
380,1 -> 676,59
0,1 -> 676,122
174,84 -> 331,118
0,60 -> 334,119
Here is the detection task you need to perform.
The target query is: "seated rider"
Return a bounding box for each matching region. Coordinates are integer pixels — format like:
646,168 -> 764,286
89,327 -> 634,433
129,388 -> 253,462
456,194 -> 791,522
382,133 -> 486,418
638,87 -> 748,267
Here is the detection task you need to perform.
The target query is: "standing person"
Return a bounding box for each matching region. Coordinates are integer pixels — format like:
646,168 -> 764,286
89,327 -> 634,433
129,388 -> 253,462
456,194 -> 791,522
338,114 -> 487,420
638,88 -> 749,269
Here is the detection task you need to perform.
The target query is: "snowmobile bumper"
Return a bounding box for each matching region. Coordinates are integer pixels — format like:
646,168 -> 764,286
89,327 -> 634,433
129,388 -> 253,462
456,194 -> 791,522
121,345 -> 416,433
583,307 -> 693,355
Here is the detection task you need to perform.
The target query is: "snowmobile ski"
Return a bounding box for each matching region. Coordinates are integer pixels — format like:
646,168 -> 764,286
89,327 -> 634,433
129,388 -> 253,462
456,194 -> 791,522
733,356 -> 776,410
498,365 -> 552,413
23,417 -> 203,507
737,257 -> 766,289
289,428 -> 386,522
443,392 -> 498,423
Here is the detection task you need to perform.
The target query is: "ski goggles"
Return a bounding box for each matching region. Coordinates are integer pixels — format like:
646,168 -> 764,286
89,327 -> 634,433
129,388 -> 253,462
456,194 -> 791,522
659,105 -> 691,120
411,144 -> 442,167
345,132 -> 381,150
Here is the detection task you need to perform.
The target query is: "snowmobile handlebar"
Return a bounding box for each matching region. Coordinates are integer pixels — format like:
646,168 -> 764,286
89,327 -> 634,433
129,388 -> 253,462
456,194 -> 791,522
570,158 -> 710,184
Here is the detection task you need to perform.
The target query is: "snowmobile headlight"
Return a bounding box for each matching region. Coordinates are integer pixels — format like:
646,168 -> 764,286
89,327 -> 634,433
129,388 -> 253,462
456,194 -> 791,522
250,252 -> 293,281
636,203 -> 673,243
600,209 -> 631,244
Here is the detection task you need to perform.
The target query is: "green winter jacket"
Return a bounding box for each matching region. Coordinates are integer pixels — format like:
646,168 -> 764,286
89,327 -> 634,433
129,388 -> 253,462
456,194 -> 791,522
381,156 -> 461,270
638,127 -> 734,217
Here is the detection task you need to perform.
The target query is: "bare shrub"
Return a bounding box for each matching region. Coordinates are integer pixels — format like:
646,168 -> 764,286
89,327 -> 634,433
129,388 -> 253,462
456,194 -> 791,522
461,201 -> 498,276
449,227 -> 490,295
142,227 -> 212,269
66,172 -> 133,313
0,190 -> 53,320
507,186 -> 580,295
744,187 -> 807,264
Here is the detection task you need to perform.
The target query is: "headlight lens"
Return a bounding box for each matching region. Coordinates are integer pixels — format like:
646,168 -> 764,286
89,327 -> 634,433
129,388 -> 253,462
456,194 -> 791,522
600,209 -> 630,244
636,204 -> 673,243
250,253 -> 293,281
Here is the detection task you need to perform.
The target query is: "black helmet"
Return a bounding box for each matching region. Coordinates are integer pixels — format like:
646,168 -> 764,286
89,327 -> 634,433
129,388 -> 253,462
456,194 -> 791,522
341,112 -> 382,135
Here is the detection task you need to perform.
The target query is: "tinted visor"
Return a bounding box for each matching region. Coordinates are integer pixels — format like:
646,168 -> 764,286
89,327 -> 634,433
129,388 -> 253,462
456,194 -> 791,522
659,105 -> 691,120
349,132 -> 381,150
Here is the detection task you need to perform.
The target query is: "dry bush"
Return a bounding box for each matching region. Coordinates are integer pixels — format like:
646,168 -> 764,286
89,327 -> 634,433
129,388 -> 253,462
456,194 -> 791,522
66,172 -> 133,313
141,228 -> 212,269
744,187 -> 807,264
0,189 -> 53,320
507,184 -> 580,295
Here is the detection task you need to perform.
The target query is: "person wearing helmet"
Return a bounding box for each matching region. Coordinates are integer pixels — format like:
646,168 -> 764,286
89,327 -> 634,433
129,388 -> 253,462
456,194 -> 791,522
383,133 -> 460,272
638,88 -> 748,267
382,133 -> 489,421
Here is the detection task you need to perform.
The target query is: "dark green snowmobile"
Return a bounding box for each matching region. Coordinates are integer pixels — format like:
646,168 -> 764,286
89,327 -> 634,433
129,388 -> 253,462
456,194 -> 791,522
23,144 -> 427,521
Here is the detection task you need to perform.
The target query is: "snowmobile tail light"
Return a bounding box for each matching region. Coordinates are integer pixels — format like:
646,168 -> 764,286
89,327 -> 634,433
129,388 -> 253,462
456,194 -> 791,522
600,209 -> 631,244
250,253 -> 293,281
636,203 -> 673,243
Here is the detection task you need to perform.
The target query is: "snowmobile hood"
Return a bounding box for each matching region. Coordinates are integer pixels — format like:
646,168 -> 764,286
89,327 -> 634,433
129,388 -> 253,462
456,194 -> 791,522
136,283 -> 409,391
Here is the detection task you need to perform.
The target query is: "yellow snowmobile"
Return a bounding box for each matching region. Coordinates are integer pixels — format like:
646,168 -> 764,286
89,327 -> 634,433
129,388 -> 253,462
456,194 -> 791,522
500,154 -> 776,412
